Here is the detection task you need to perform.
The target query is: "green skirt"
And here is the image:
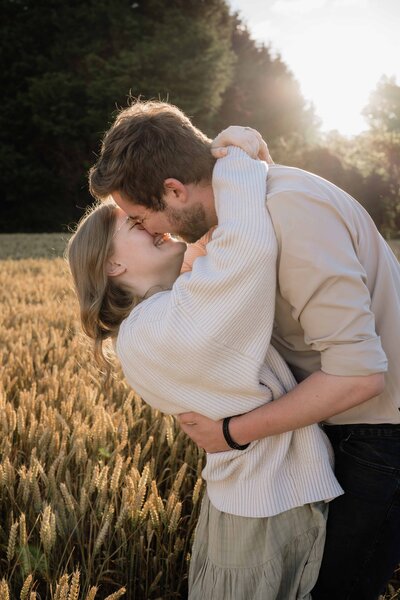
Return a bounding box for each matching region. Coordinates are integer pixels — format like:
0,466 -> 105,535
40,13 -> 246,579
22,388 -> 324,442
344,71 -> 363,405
189,493 -> 328,600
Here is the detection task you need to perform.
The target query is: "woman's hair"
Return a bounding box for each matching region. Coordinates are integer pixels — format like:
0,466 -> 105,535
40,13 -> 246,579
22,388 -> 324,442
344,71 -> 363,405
67,199 -> 141,368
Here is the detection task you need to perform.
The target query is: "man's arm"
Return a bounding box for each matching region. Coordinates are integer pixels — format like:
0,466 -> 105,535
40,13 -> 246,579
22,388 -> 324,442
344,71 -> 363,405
178,370 -> 384,452
180,183 -> 388,449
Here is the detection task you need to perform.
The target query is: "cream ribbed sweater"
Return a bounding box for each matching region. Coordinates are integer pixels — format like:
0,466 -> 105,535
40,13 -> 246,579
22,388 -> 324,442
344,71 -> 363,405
116,148 -> 343,517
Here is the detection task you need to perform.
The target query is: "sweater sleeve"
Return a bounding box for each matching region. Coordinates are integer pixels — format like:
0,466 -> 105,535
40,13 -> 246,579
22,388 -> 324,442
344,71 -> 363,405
117,148 -> 279,420
172,147 -> 276,358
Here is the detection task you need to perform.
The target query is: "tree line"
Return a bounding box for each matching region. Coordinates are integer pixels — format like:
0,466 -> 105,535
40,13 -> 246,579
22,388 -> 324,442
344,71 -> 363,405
1,0 -> 399,234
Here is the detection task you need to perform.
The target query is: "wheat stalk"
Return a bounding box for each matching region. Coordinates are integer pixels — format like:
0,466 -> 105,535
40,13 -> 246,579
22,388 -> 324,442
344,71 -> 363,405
19,574 -> 33,600
7,521 -> 18,562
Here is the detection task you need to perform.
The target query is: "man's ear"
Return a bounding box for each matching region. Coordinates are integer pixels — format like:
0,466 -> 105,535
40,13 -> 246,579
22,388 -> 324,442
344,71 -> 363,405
107,260 -> 127,278
163,178 -> 188,207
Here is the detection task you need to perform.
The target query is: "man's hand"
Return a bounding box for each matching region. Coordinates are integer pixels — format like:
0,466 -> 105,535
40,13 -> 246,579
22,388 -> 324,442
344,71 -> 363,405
211,126 -> 274,164
177,412 -> 231,452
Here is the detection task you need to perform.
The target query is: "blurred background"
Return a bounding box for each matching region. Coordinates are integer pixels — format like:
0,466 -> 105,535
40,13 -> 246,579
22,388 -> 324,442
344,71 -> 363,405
1,0 -> 399,236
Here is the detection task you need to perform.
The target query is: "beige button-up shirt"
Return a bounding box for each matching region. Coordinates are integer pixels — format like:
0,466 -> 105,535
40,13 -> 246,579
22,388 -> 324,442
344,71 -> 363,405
267,165 -> 399,424
182,164 -> 400,425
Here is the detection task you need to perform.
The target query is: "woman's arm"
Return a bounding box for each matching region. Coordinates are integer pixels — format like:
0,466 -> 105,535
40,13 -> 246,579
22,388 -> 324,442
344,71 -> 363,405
117,148 -> 279,420
181,127 -> 272,276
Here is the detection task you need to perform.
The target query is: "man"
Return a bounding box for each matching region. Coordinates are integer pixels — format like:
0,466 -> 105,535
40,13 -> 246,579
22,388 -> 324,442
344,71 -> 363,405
89,100 -> 400,600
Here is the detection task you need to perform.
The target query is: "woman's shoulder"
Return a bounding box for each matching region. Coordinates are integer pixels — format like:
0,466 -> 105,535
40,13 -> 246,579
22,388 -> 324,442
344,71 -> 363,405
117,291 -> 171,341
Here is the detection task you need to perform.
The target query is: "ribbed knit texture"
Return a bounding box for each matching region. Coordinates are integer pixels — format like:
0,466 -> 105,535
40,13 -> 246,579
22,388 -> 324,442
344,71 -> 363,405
116,148 -> 343,517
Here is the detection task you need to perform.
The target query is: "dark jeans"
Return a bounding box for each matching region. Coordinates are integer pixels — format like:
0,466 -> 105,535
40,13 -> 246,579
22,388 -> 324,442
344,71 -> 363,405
312,423 -> 400,600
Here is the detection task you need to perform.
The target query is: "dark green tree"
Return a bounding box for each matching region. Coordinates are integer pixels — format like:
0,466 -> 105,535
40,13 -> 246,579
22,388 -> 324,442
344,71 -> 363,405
359,76 -> 400,236
0,0 -> 235,231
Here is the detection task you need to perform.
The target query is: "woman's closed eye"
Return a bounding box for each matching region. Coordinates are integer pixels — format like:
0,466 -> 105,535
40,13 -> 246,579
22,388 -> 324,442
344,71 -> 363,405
129,220 -> 145,230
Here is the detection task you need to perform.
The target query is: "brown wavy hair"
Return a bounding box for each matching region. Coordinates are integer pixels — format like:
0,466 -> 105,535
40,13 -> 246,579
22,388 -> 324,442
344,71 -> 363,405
67,199 -> 141,368
89,99 -> 215,209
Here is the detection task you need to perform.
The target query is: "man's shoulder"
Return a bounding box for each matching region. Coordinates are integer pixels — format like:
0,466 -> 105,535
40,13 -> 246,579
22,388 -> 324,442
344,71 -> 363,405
266,164 -> 338,200
265,164 -> 363,247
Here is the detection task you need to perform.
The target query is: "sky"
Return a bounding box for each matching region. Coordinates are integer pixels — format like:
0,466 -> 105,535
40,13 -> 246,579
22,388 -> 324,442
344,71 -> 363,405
227,0 -> 400,136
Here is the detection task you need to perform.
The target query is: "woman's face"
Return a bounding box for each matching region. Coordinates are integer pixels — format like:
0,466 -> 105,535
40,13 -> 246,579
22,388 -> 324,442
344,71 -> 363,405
108,207 -> 187,297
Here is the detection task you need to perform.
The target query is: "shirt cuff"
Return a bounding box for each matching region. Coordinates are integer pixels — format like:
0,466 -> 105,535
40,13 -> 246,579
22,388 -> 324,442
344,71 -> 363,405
320,337 -> 388,376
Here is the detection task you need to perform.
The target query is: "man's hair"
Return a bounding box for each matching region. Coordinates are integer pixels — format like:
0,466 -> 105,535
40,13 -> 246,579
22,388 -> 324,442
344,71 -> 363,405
89,100 -> 215,210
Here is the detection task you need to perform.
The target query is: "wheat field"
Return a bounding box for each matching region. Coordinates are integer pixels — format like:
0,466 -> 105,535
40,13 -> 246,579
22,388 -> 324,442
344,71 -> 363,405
0,234 -> 399,600
0,237 -> 204,599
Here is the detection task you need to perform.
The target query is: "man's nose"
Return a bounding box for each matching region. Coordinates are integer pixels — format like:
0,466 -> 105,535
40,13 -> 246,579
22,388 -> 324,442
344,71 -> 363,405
140,222 -> 157,236
144,225 -> 167,237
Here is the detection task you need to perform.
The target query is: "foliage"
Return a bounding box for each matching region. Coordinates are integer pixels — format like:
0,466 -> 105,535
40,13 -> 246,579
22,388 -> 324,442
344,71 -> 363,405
360,76 -> 400,237
1,2 -> 398,237
269,77 -> 400,237
1,0 -> 235,232
313,77 -> 400,237
1,0 -> 322,233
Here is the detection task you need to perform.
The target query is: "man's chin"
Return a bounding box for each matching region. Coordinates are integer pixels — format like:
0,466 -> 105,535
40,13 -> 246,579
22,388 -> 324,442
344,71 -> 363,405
165,202 -> 210,244
180,233 -> 202,243
178,225 -> 210,243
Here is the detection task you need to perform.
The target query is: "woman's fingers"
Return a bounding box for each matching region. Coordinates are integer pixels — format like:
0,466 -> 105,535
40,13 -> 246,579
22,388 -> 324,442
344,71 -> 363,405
210,146 -> 228,158
211,126 -> 259,158
211,125 -> 273,162
177,412 -> 230,452
259,139 -> 274,164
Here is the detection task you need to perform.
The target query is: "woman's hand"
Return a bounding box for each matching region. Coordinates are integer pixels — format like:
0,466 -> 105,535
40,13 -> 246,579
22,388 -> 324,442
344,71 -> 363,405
211,126 -> 274,164
177,412 -> 231,452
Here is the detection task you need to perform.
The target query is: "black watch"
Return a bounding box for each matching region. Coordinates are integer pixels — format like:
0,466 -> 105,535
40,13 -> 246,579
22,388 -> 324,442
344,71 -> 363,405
222,416 -> 250,450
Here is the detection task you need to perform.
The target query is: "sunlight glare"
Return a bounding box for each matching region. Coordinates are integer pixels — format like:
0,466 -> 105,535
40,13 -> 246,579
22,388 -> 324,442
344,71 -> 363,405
229,0 -> 400,135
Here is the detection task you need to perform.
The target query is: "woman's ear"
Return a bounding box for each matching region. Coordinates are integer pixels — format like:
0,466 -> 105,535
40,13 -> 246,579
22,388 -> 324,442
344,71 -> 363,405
107,260 -> 127,278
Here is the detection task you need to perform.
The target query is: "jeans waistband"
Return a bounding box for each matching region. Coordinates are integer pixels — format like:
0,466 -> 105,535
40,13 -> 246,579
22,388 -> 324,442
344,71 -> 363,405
322,423 -> 400,437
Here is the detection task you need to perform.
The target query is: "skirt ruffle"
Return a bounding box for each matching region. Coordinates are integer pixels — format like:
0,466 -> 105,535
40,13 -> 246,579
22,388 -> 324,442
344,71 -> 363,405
189,493 -> 327,600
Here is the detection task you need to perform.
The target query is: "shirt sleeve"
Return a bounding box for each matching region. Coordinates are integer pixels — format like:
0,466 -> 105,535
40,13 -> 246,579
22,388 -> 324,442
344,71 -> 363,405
268,190 -> 388,376
180,229 -> 213,273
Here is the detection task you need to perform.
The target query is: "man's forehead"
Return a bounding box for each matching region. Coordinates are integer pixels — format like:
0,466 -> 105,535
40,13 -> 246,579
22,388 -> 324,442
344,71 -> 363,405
128,206 -> 147,219
112,192 -> 148,219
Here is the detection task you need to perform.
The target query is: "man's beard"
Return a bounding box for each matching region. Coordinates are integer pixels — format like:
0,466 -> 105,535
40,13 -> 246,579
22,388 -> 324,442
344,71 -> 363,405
165,202 -> 211,243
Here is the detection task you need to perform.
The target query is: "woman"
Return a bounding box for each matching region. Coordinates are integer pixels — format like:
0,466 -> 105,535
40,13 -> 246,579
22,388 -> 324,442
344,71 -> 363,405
68,144 -> 343,599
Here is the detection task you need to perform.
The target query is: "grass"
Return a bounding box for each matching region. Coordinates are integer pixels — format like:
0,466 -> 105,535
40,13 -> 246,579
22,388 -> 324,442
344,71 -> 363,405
0,233 -> 399,599
0,233 -> 69,260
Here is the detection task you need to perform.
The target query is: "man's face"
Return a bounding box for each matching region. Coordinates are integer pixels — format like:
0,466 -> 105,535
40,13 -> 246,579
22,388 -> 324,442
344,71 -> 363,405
112,187 -> 213,243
